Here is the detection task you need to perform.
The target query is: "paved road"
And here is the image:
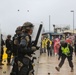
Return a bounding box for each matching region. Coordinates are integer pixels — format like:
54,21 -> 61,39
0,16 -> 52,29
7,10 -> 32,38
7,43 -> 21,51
37,53 -> 76,75
0,52 -> 76,75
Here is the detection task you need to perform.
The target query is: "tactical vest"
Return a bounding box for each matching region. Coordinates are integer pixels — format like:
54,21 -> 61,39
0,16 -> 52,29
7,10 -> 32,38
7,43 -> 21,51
61,45 -> 70,56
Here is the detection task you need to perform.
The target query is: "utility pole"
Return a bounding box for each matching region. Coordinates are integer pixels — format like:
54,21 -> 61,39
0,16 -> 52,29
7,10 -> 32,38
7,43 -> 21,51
49,15 -> 51,32
71,10 -> 74,34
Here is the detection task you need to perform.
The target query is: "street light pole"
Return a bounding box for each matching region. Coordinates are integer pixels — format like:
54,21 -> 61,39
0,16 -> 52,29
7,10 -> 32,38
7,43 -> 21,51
49,15 -> 51,32
71,10 -> 74,34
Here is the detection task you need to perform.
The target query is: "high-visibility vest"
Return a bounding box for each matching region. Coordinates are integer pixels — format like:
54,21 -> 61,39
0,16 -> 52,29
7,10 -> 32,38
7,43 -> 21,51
42,40 -> 45,48
61,45 -> 70,56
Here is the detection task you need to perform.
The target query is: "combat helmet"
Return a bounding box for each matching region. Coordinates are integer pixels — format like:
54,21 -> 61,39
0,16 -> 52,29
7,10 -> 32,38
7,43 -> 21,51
22,22 -> 34,30
7,35 -> 11,38
15,26 -> 22,32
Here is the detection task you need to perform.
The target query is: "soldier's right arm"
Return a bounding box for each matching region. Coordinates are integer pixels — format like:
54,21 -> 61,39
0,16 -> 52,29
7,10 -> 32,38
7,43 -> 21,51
18,32 -> 39,56
18,38 -> 37,54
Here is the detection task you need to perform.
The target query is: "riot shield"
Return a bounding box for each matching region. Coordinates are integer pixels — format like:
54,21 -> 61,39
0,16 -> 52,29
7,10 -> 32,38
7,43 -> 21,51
31,24 -> 43,75
32,24 -> 43,47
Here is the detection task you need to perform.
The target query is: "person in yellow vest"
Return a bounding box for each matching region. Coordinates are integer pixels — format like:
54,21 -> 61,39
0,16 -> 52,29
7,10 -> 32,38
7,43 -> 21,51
41,38 -> 46,53
46,38 -> 52,56
55,41 -> 74,72
41,39 -> 44,53
45,38 -> 49,48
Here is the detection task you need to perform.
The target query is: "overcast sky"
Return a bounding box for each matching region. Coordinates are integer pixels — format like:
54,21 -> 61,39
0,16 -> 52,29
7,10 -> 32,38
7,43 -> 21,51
0,0 -> 76,35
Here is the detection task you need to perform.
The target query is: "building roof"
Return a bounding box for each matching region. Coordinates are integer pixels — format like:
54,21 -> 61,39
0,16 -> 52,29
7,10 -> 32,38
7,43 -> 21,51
63,30 -> 76,34
42,32 -> 63,35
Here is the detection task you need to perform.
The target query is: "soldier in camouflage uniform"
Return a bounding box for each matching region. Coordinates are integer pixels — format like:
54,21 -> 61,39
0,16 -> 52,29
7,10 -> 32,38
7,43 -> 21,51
10,22 -> 38,75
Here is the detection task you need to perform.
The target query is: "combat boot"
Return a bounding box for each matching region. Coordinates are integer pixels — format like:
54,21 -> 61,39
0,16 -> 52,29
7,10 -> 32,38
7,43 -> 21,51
71,68 -> 74,72
55,66 -> 60,71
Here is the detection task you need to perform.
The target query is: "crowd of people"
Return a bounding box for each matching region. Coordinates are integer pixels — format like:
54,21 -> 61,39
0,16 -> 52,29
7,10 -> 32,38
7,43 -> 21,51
41,35 -> 76,56
0,22 -> 76,74
40,34 -> 76,72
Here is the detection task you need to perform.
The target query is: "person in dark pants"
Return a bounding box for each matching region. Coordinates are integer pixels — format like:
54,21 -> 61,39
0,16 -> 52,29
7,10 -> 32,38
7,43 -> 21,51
55,41 -> 74,72
0,34 -> 5,68
47,39 -> 52,56
5,35 -> 12,65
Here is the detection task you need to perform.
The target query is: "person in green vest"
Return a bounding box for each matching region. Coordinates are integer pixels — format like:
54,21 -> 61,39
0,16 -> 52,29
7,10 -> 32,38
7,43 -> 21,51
55,41 -> 74,72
